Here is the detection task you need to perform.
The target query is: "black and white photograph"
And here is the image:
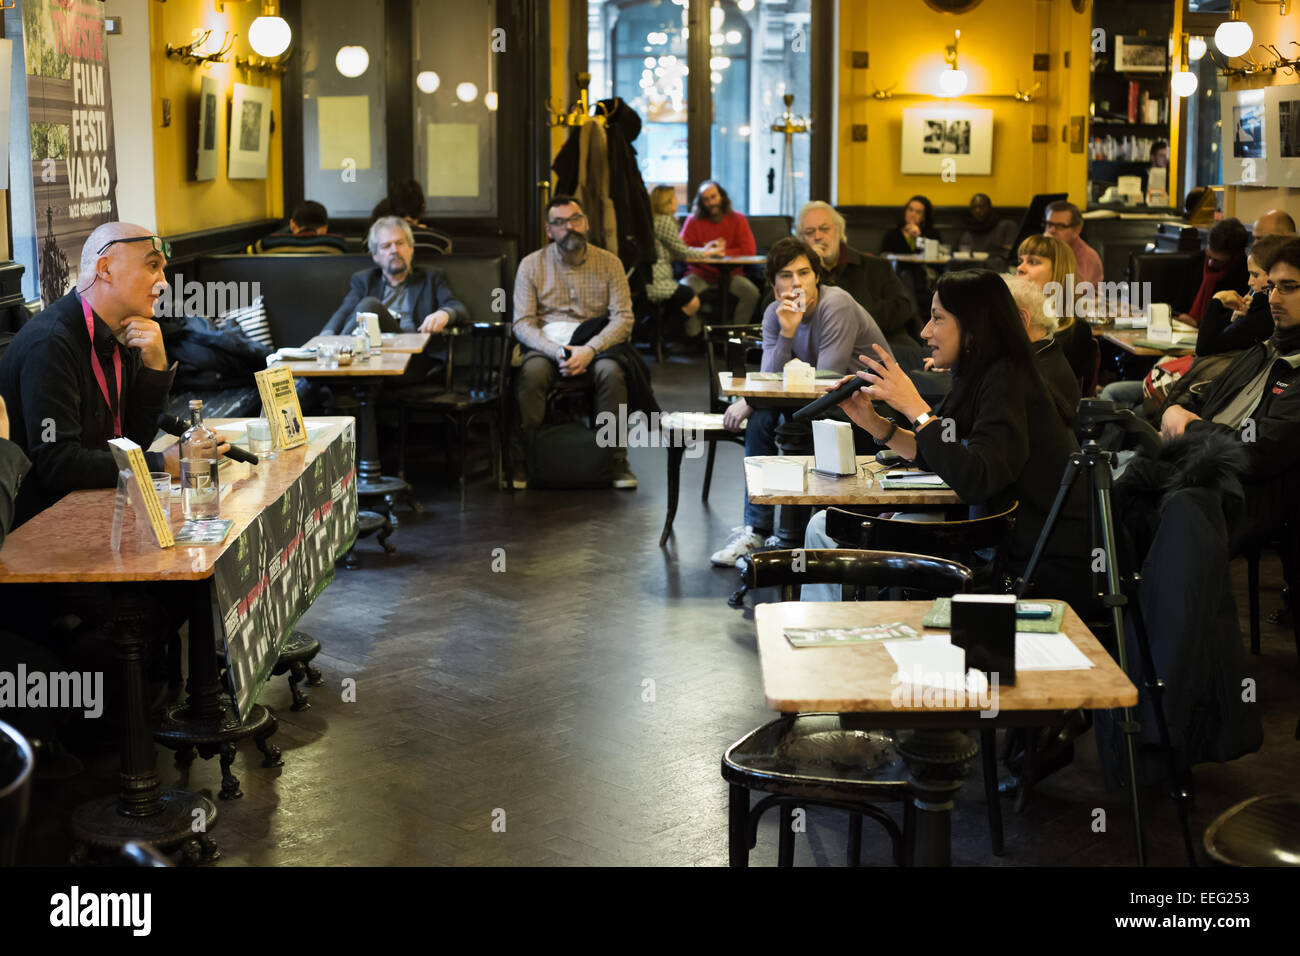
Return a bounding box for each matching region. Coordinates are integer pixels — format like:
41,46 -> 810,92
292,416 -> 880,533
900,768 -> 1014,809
228,81 -> 272,179
1114,34 -> 1168,73
902,107 -> 991,174
1279,98 -> 1300,158
195,75 -> 219,181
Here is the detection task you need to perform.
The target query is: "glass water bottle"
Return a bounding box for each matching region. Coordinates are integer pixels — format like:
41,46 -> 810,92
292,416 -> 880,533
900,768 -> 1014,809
179,399 -> 220,520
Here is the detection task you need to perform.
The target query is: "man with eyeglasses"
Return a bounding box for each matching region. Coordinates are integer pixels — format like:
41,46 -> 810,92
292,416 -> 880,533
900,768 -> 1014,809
512,195 -> 637,489
796,201 -> 916,348
1161,236 -> 1300,554
1043,200 -> 1103,286
0,222 -> 187,527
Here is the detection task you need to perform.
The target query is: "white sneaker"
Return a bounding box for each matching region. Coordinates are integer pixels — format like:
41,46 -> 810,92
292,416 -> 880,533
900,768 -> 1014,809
710,526 -> 765,567
734,534 -> 782,569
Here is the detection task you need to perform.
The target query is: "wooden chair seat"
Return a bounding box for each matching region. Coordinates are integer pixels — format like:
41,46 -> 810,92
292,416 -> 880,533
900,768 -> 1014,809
724,715 -> 907,792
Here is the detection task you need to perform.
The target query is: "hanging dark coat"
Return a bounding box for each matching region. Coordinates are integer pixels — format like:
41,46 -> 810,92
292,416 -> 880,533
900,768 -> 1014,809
553,99 -> 655,284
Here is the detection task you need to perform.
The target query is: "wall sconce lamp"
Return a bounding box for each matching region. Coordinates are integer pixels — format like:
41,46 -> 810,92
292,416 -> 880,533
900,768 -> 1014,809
938,30 -> 968,97
1172,36 -> 1199,96
166,30 -> 237,67
1215,1 -> 1291,60
215,1 -> 293,58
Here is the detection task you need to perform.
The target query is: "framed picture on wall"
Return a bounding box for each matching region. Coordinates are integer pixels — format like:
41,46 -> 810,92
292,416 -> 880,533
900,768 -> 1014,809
195,75 -> 219,181
228,82 -> 272,180
1265,85 -> 1300,187
1113,36 -> 1167,74
900,107 -> 993,176
1221,88 -> 1271,187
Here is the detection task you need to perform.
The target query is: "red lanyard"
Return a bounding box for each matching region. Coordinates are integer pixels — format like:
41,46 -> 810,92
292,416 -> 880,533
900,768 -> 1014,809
80,294 -> 123,438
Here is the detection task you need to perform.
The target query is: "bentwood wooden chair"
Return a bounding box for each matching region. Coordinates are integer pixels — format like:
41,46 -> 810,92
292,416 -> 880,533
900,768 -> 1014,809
0,720 -> 35,867
658,323 -> 762,547
1203,793 -> 1300,866
722,549 -> 978,867
397,322 -> 513,510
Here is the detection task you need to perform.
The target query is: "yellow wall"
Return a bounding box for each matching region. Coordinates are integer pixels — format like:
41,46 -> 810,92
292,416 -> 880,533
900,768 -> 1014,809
838,0 -> 1092,208
150,0 -> 283,235
550,0 -> 570,175
1222,5 -> 1300,223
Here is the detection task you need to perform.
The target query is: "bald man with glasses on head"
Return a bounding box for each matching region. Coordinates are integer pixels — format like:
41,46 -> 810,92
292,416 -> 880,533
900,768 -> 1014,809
0,222 -> 193,526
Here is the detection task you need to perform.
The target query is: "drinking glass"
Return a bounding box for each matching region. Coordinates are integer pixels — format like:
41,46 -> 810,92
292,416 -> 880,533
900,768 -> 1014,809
316,343 -> 339,369
247,418 -> 277,461
150,471 -> 172,522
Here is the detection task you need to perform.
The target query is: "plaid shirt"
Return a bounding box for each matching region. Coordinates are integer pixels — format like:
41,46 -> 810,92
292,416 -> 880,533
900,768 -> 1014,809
512,241 -> 633,356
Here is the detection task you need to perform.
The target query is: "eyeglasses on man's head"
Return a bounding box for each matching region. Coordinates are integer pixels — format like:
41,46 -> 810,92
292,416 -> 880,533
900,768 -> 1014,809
97,235 -> 172,258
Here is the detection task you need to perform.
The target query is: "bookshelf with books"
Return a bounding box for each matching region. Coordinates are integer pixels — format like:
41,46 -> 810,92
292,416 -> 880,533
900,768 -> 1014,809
1087,0 -> 1176,211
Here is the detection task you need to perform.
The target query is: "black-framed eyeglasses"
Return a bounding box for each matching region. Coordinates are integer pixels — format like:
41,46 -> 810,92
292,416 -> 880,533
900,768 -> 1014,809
1264,281 -> 1300,295
97,235 -> 172,258
1042,219 -> 1073,230
547,213 -> 587,228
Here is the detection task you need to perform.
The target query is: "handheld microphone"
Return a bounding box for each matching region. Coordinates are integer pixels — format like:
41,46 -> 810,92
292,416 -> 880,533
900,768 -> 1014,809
790,375 -> 867,422
157,414 -> 260,465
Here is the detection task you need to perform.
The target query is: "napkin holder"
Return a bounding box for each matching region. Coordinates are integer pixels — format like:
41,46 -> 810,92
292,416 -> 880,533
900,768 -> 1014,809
812,419 -> 856,477
783,358 -> 814,389
1147,302 -> 1172,342
951,594 -> 1016,686
760,457 -> 807,493
727,337 -> 747,378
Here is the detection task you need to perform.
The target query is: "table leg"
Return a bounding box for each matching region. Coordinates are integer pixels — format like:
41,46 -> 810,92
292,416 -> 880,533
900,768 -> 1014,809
719,271 -> 732,325
69,591 -> 220,864
773,418 -> 814,549
351,380 -> 414,524
895,728 -> 978,867
154,581 -> 282,801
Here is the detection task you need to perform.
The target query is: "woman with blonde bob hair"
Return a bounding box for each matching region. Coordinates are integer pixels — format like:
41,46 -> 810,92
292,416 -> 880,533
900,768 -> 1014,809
1014,233 -> 1095,388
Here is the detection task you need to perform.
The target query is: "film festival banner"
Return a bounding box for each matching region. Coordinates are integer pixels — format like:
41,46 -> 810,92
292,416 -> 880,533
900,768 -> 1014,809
213,425 -> 358,720
22,0 -> 118,306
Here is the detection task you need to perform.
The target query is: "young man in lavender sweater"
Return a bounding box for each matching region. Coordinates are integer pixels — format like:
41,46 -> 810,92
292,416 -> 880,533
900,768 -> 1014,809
710,237 -> 894,566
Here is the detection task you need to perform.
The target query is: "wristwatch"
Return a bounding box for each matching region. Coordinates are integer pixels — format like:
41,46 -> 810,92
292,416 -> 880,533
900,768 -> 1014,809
913,411 -> 936,431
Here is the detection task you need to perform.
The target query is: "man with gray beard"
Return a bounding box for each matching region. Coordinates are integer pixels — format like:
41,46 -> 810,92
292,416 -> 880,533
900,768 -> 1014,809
512,195 -> 636,489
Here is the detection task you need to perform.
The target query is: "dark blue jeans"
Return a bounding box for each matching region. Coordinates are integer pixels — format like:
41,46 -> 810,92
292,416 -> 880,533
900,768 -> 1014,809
743,407 -> 783,533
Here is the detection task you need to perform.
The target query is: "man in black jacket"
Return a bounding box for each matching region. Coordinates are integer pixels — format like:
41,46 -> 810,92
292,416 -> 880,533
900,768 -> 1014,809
0,222 -> 177,528
796,201 -> 918,351
321,216 -> 467,339
1163,237 -> 1300,552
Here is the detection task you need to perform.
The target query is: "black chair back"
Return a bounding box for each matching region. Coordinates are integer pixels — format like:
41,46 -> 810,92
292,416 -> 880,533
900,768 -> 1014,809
460,322 -> 511,400
704,322 -> 762,414
747,215 -> 794,254
745,548 -> 973,602
0,720 -> 35,867
824,503 -> 1019,592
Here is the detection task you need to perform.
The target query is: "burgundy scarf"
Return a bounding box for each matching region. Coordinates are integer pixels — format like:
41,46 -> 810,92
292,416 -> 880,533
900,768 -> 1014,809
1189,254 -> 1240,323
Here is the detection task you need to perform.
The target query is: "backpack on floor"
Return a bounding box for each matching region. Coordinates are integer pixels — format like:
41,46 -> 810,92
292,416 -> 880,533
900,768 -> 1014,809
526,423 -> 614,489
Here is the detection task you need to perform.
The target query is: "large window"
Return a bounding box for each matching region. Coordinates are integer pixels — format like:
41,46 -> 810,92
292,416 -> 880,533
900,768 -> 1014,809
412,0 -> 499,217
300,0 -> 388,218
589,0 -> 811,215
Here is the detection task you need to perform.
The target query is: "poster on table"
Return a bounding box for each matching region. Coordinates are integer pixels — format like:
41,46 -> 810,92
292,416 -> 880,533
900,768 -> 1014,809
900,107 -> 993,176
21,0 -> 119,306
1221,88 -> 1271,187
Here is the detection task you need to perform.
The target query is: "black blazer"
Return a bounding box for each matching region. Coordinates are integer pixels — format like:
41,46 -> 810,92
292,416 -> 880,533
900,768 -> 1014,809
914,357 -> 1091,606
321,265 -> 468,336
1034,336 -> 1082,429
880,225 -> 940,256
0,290 -> 175,527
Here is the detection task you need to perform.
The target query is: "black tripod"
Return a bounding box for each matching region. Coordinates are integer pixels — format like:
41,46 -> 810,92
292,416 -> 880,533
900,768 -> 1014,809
1015,430 -> 1196,867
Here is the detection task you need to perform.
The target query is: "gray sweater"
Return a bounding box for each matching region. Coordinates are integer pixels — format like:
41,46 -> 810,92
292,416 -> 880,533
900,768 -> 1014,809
760,285 -> 893,374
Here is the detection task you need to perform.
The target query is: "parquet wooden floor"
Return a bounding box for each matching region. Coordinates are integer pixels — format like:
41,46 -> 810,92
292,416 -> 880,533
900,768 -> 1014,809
17,349 -> 1300,866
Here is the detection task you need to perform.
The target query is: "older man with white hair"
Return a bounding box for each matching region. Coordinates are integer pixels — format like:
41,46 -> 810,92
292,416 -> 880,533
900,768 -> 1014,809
796,201 -> 916,348
321,215 -> 466,337
1002,274 -> 1081,428
0,222 -> 179,526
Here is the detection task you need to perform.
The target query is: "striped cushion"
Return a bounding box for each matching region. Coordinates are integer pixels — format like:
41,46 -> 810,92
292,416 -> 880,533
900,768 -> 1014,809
219,296 -> 274,349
